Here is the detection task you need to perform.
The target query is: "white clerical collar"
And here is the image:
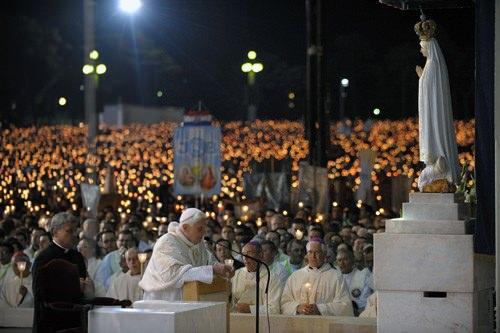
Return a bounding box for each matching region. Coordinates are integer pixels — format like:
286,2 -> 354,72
53,239 -> 70,253
308,263 -> 328,272
176,229 -> 195,248
246,267 -> 267,278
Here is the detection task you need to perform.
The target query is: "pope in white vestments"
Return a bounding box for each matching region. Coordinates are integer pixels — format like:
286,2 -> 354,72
106,248 -> 143,302
281,239 -> 353,316
231,241 -> 284,314
139,208 -> 234,300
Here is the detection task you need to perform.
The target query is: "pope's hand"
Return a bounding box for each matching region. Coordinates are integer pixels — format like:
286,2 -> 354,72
213,263 -> 235,279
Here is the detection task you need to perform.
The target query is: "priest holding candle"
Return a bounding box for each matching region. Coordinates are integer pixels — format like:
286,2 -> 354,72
0,253 -> 33,308
280,238 -> 353,316
139,208 -> 234,300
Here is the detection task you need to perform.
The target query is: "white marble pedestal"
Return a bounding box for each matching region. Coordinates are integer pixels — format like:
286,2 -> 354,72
374,193 -> 492,332
88,301 -> 226,333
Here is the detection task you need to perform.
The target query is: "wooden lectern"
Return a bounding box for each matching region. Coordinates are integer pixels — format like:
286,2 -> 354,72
183,276 -> 231,332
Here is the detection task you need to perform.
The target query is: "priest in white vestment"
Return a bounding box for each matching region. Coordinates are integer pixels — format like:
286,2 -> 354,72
280,239 -> 353,316
106,248 -> 143,302
139,208 -> 234,300
261,240 -> 290,285
0,253 -> 33,308
336,249 -> 372,315
231,241 -> 284,314
0,243 -> 14,290
77,238 -> 105,296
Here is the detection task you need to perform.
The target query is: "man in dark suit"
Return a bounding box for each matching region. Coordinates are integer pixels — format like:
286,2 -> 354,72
31,212 -> 90,333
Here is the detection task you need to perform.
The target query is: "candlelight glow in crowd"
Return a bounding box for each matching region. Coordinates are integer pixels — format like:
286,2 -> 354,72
0,118 -> 474,318
0,119 -> 474,218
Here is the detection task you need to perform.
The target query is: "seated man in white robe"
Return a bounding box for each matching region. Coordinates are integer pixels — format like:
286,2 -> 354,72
265,231 -> 289,265
0,253 -> 33,308
286,239 -> 306,272
0,242 -> 15,290
139,208 -> 234,300
77,238 -> 105,296
231,241 -> 284,314
95,230 -> 136,290
281,238 -> 353,316
261,240 -> 290,284
336,249 -> 373,315
107,248 -> 143,302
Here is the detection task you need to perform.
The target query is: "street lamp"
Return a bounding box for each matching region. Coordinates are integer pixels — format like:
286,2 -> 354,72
241,51 -> 264,121
373,108 -> 381,116
82,50 -> 107,79
58,97 -> 67,107
119,0 -> 142,14
339,77 -> 349,119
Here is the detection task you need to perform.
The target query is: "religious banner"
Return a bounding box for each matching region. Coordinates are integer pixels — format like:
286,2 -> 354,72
81,183 -> 100,218
173,123 -> 221,196
265,173 -> 289,211
298,162 -> 329,214
243,172 -> 289,211
391,176 -> 411,214
356,149 -> 376,207
243,173 -> 266,199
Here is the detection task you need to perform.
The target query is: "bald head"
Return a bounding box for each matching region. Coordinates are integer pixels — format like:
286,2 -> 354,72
242,241 -> 262,272
125,247 -> 140,275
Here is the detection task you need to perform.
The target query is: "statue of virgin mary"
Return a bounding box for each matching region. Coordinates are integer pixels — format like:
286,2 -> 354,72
414,18 -> 459,192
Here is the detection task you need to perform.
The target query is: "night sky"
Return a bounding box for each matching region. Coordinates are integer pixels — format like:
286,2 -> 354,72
0,0 -> 474,125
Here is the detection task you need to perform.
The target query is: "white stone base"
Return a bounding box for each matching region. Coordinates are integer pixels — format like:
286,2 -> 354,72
377,291 -> 473,333
386,218 -> 466,235
408,192 -> 464,204
402,202 -> 469,220
374,233 -> 473,292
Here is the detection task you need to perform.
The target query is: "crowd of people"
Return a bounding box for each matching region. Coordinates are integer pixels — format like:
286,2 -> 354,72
0,119 -> 474,219
0,198 -> 381,318
0,118 -> 475,325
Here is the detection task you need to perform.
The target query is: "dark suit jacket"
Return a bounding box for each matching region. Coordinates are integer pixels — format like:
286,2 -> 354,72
31,242 -> 88,333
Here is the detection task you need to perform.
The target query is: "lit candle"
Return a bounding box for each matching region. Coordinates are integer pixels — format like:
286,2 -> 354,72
138,253 -> 148,275
304,282 -> 311,304
298,201 -> 304,208
17,261 -> 27,287
295,229 -> 304,240
224,259 -> 234,280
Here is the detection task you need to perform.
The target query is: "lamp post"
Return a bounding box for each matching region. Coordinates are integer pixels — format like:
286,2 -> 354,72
339,78 -> 349,120
82,0 -> 140,182
83,0 -> 97,151
241,51 -> 264,121
82,48 -> 106,182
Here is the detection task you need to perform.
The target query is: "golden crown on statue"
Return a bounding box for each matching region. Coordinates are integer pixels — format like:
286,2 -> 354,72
414,19 -> 437,41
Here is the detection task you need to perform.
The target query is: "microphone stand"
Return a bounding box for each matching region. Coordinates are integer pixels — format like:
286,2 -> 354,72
212,240 -> 270,333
